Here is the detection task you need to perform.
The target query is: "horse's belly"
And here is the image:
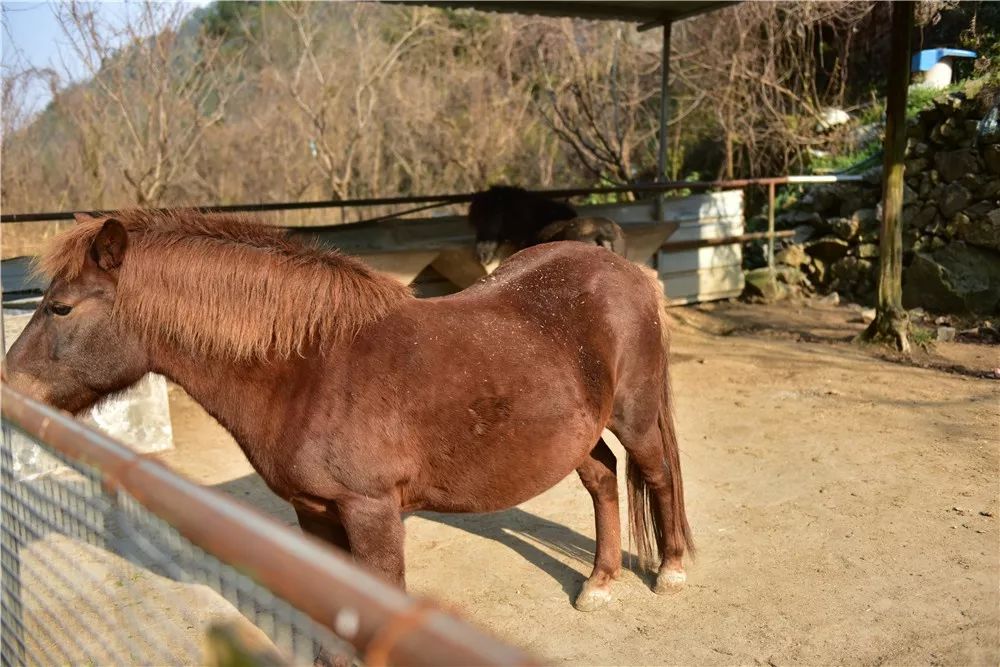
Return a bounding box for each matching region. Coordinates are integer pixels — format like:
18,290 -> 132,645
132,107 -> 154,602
408,420 -> 603,514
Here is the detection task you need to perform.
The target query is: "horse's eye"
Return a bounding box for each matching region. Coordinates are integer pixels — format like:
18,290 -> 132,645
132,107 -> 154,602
49,303 -> 73,316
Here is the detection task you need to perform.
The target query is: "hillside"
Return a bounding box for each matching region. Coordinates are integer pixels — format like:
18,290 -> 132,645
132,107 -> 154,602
1,1 -> 997,220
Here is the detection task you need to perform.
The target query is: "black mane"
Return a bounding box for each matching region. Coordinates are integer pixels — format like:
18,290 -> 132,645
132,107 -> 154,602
468,185 -> 577,248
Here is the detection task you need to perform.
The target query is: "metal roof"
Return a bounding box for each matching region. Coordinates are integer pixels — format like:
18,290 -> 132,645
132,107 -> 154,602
409,1 -> 737,25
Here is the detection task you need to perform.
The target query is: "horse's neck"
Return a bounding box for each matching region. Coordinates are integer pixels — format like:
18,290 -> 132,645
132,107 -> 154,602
148,343 -> 318,479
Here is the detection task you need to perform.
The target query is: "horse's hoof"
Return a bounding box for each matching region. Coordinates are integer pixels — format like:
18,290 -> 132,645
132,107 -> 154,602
653,568 -> 686,594
574,584 -> 613,612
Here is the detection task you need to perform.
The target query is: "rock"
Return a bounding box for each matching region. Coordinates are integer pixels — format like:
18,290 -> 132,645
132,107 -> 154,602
830,256 -> 875,296
861,308 -> 876,324
903,183 -> 919,205
855,123 -> 882,145
958,173 -> 979,193
907,118 -> 927,139
932,116 -> 967,144
862,166 -> 883,186
744,268 -> 787,301
793,224 -> 817,244
936,326 -> 957,342
806,257 -> 829,286
978,325 -> 1000,343
800,186 -> 840,216
859,228 -> 880,245
938,182 -> 972,219
774,265 -> 805,286
776,243 -> 808,267
955,209 -> 1000,251
944,212 -> 964,238
905,158 -> 928,175
978,103 -> 1000,145
857,243 -> 880,259
935,148 -> 979,183
966,201 -> 995,219
817,292 -> 840,306
830,217 -> 860,241
852,208 -> 879,230
911,141 -> 931,157
917,173 -> 933,197
817,107 -> 851,131
978,179 -> 1000,199
776,210 -> 822,228
984,145 -> 1000,175
831,184 -> 873,215
903,244 -> 1000,314
910,204 -> 940,231
805,236 -> 850,263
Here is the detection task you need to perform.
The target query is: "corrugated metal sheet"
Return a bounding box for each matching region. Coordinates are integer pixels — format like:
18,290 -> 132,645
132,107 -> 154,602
402,1 -> 737,24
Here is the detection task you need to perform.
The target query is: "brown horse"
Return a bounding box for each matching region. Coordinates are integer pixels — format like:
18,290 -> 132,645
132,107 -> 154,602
3,209 -> 693,614
537,217 -> 627,257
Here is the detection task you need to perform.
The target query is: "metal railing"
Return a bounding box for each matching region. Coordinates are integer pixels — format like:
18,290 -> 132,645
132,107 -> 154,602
0,384 -> 534,667
0,176 -> 864,225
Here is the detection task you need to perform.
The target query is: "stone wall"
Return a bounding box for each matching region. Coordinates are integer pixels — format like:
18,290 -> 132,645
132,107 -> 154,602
750,87 -> 1000,314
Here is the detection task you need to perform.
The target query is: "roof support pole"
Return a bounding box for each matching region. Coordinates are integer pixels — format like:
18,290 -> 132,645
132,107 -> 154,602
655,20 -> 673,221
861,0 -> 913,353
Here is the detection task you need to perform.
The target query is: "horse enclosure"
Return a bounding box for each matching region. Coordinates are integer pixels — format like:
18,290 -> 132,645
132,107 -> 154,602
0,385 -> 532,667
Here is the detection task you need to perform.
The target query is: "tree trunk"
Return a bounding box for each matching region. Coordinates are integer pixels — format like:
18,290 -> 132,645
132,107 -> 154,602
861,1 -> 913,353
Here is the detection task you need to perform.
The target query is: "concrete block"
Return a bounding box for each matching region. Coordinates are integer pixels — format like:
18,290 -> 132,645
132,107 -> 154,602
3,309 -> 174,480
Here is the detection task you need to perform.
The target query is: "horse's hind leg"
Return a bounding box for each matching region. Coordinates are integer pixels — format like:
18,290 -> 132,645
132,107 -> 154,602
611,421 -> 689,594
574,438 -> 622,612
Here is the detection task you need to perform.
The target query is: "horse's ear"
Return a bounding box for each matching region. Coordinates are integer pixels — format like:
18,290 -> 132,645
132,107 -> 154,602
90,219 -> 128,272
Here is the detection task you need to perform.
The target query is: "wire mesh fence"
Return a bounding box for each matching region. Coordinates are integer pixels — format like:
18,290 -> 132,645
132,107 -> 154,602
1,421 -> 352,667
0,385 -> 533,667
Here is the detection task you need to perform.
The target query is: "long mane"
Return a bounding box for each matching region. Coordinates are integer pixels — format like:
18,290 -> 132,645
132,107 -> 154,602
38,209 -> 414,360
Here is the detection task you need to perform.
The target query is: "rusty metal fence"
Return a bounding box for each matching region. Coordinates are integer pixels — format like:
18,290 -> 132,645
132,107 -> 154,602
0,385 -> 532,667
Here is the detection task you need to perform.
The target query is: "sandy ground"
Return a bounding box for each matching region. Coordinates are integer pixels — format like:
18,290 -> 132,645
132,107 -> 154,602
142,298 -> 999,666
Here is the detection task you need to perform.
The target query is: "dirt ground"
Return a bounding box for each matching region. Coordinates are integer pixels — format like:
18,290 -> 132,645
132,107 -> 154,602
153,297 -> 999,666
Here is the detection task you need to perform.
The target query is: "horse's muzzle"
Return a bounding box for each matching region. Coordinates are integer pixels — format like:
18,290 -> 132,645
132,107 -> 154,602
476,241 -> 499,266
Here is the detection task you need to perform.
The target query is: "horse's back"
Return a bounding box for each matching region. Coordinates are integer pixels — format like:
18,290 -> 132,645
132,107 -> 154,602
444,241 -> 662,379
466,241 -> 644,300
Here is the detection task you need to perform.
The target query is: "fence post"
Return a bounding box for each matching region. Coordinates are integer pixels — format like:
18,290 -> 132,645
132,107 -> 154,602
767,181 -> 776,275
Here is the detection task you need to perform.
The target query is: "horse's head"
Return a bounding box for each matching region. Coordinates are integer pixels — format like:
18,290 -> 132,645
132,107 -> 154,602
4,215 -> 149,414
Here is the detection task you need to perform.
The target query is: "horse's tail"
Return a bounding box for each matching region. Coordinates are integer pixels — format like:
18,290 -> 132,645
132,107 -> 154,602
626,267 -> 695,571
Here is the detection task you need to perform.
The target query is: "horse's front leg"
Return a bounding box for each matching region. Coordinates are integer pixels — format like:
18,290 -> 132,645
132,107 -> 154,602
574,438 -> 622,611
294,508 -> 355,667
295,507 -> 352,553
337,495 -> 406,589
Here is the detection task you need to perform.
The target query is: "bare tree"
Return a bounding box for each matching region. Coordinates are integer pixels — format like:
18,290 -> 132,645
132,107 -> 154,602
55,1 -> 243,206
242,2 -> 433,204
532,21 -> 662,185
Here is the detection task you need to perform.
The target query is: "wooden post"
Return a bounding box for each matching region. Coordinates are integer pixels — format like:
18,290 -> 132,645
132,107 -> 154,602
862,0 -> 913,353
